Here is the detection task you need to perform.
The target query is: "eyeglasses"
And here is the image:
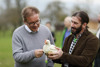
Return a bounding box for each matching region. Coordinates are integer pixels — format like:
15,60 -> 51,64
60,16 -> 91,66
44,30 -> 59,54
27,19 -> 41,26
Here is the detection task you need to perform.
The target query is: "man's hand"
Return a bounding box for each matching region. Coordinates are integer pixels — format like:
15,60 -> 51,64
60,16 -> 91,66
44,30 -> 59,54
34,49 -> 44,58
48,47 -> 63,60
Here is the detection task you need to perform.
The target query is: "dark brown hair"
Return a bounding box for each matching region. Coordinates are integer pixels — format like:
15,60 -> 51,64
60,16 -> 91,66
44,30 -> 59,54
72,11 -> 89,24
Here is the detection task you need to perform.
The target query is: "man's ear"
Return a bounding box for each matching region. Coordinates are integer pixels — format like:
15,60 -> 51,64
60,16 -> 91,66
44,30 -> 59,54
82,23 -> 87,29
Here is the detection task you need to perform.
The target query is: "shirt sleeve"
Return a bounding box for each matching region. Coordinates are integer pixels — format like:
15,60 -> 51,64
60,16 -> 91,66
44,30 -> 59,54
96,29 -> 100,38
48,32 -> 55,45
12,32 -> 35,63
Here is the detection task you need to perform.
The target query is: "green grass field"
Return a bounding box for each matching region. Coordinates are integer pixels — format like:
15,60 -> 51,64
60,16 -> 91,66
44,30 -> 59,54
0,30 -> 62,67
0,31 -> 14,67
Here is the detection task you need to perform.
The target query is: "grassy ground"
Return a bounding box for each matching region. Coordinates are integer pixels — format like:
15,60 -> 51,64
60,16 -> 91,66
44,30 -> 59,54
0,31 -> 14,67
54,31 -> 62,67
0,30 -> 62,67
0,30 -> 95,67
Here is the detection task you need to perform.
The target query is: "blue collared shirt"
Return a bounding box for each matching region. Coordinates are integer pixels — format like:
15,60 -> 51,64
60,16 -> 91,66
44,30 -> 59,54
25,25 -> 39,33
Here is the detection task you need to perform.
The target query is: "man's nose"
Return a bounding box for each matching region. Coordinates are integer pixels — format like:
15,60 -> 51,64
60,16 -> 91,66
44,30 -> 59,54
71,22 -> 74,27
33,23 -> 38,26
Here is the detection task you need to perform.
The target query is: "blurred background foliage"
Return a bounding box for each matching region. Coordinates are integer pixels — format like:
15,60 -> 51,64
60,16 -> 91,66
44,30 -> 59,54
0,0 -> 100,33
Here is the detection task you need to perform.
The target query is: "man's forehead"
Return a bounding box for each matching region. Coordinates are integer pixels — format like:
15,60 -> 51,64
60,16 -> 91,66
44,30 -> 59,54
72,16 -> 81,21
72,17 -> 79,20
27,14 -> 39,20
71,17 -> 82,24
30,14 -> 39,18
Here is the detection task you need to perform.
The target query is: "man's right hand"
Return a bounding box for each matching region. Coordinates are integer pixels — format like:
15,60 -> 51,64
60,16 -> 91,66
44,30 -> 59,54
34,49 -> 44,58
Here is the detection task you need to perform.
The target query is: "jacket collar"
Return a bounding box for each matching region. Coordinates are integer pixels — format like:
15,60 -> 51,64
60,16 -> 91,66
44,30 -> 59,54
70,29 -> 90,54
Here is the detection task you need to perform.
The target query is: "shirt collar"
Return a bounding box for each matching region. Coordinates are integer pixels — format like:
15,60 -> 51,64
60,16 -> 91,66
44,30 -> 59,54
25,25 -> 39,33
74,33 -> 82,39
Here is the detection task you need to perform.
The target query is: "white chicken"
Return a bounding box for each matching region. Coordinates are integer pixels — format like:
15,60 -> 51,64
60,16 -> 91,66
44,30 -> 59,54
43,40 -> 58,54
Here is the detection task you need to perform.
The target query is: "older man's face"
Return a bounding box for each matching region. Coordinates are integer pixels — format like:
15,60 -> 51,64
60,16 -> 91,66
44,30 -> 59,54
26,14 -> 40,32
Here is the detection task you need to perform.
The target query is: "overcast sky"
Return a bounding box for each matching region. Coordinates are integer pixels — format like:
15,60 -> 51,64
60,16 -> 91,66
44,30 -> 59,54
0,0 -> 100,19
1,0 -> 100,11
26,0 -> 100,11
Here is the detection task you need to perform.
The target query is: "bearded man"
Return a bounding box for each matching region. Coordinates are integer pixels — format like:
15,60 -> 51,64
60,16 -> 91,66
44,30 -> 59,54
48,11 -> 99,67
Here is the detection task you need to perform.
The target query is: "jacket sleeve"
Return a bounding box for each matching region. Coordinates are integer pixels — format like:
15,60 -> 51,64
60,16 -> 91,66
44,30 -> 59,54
12,32 -> 35,63
60,35 -> 99,66
48,31 -> 55,45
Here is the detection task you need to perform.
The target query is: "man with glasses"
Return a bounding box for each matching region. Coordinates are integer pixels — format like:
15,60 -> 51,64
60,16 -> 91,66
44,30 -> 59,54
48,11 -> 99,67
12,6 -> 54,67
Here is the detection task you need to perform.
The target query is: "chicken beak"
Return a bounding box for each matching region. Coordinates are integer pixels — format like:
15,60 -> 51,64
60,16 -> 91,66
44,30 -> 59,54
45,40 -> 47,45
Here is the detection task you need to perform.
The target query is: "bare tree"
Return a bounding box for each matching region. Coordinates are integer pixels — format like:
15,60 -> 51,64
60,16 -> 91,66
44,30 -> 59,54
0,0 -> 26,35
15,0 -> 26,26
41,1 -> 67,25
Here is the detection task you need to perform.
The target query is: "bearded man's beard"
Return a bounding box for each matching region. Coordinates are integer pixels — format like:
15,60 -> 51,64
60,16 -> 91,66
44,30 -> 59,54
71,25 -> 82,35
